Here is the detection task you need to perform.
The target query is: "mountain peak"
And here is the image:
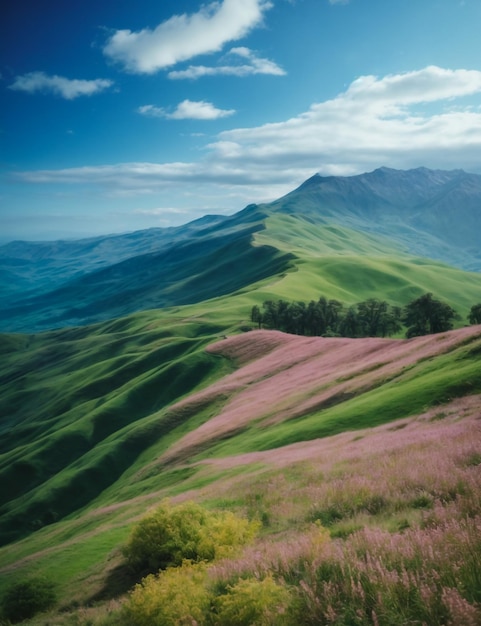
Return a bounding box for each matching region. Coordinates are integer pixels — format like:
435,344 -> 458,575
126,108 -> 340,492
371,166 -> 398,175
267,166 -> 481,271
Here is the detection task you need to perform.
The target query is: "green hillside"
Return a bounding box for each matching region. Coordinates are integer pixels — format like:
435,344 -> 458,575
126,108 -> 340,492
0,313 -> 232,546
0,217 -> 293,332
251,213 -> 481,315
0,322 -> 480,625
264,167 -> 481,271
1,169 -> 481,624
2,213 -> 481,547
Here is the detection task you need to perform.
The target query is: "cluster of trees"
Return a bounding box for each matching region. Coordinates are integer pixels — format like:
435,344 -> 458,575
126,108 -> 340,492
251,293 -> 481,339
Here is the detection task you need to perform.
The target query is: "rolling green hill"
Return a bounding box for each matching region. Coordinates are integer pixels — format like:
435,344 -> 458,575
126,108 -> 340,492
0,214 -> 227,298
1,261 -> 480,548
0,167 -> 481,624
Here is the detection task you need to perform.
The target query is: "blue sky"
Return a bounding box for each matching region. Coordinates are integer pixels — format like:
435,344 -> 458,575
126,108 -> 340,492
2,0 -> 481,241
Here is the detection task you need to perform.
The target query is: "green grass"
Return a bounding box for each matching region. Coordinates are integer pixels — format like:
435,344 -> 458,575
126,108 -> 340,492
0,325 -> 480,619
2,218 -> 295,332
255,214 -> 407,258
0,312 -> 238,546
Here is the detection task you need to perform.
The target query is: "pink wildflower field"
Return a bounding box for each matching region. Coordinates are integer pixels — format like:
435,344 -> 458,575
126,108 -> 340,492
159,326 -> 481,464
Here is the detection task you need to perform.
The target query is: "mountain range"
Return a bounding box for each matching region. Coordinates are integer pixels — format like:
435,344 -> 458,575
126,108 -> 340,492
1,166 -> 480,332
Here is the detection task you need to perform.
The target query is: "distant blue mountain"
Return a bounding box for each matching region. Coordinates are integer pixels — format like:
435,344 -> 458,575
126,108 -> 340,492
1,167 -> 480,331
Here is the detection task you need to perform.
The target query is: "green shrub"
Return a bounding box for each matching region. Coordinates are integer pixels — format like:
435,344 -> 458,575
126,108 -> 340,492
123,500 -> 208,574
198,510 -> 260,561
123,561 -> 211,626
214,575 -> 294,626
1,576 -> 57,623
123,500 -> 259,575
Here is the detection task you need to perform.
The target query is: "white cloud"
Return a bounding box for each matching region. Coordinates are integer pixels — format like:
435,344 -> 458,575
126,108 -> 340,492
138,100 -> 235,120
133,207 -> 189,216
14,66 -> 481,206
168,47 -> 285,79
103,0 -> 273,74
9,72 -> 113,99
209,66 -> 481,172
346,66 -> 481,106
16,162 -> 264,184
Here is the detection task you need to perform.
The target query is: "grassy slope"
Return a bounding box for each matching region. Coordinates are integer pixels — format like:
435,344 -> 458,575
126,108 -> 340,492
1,210 -> 481,618
0,326 -> 480,617
4,202 -> 481,333
1,213 -> 481,542
0,312 -> 237,545
197,330 -> 481,458
252,214 -> 481,314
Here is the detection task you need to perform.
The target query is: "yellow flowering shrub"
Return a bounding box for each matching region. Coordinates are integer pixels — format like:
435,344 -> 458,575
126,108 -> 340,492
123,500 -> 260,575
214,575 -> 294,626
123,561 -> 211,626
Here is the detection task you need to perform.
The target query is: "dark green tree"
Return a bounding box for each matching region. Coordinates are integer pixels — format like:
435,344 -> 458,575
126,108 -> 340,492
323,298 -> 344,335
468,303 -> 481,325
250,305 -> 262,329
261,300 -> 278,329
2,577 -> 56,623
379,305 -> 403,337
357,299 -> 389,337
287,301 -> 307,335
339,306 -> 360,337
305,300 -> 322,335
403,293 -> 459,338
263,299 -> 292,331
330,300 -> 344,330
277,299 -> 291,332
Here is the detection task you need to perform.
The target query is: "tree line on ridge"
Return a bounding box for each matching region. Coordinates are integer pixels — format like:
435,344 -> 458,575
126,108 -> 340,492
251,293 -> 481,338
